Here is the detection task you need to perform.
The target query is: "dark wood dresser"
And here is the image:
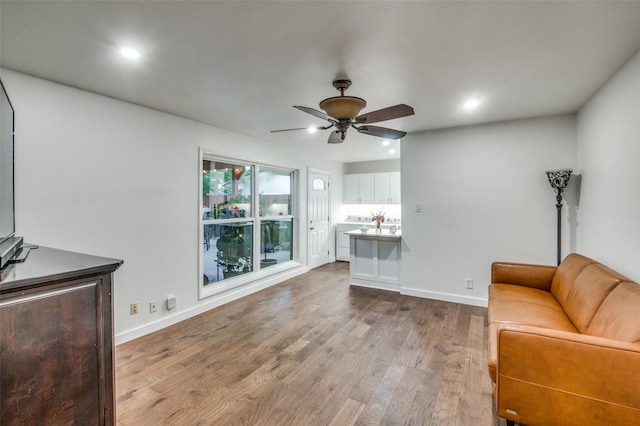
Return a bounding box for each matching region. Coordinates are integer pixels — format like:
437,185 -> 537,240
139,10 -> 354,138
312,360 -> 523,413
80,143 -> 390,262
0,246 -> 123,425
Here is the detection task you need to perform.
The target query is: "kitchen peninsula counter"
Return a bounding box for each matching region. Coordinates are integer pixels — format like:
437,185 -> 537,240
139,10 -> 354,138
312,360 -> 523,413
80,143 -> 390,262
345,229 -> 401,239
346,229 -> 401,291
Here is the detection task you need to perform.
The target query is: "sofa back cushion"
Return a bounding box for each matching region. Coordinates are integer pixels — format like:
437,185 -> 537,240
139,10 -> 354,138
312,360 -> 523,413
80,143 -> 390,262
551,254 -> 593,298
552,254 -> 624,333
587,281 -> 640,344
559,264 -> 623,332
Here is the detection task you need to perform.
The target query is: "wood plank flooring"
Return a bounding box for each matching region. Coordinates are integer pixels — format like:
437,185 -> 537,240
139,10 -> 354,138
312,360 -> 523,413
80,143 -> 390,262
115,262 -> 504,425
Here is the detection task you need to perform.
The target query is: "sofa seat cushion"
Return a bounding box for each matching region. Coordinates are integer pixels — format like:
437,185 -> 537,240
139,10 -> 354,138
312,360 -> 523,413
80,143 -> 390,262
488,284 -> 578,382
488,284 -> 578,331
587,281 -> 640,344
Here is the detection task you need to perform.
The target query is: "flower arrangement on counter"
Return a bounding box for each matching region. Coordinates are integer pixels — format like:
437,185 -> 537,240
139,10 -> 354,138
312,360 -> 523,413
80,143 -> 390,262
371,210 -> 385,231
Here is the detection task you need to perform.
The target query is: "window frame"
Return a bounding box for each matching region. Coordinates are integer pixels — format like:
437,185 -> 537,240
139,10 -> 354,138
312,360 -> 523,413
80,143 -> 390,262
199,149 -> 300,299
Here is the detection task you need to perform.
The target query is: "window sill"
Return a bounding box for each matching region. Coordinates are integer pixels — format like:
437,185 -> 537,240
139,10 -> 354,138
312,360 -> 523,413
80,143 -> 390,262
200,260 -> 303,299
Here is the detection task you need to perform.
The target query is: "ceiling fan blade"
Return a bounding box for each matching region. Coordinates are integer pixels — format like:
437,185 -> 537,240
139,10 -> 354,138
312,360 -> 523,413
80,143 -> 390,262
355,125 -> 407,140
270,127 -> 310,133
327,130 -> 344,144
294,105 -> 332,121
355,104 -> 415,124
271,124 -> 333,133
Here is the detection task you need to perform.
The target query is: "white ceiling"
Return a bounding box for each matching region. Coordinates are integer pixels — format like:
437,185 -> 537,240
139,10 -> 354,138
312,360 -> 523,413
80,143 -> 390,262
2,1 -> 640,163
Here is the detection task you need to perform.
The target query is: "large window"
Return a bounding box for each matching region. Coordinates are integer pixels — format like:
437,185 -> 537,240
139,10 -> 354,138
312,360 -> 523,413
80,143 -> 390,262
200,154 -> 296,295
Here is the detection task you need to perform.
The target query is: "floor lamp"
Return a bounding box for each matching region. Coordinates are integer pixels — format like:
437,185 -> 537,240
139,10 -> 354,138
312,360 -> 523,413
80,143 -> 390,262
546,169 -> 572,265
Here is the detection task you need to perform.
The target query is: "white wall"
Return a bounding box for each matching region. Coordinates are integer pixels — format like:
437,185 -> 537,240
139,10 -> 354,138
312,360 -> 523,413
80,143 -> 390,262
1,69 -> 343,343
577,49 -> 640,281
401,115 -> 577,306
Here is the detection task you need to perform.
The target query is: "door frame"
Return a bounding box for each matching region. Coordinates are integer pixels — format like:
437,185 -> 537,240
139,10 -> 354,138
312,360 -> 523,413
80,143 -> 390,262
307,167 -> 331,269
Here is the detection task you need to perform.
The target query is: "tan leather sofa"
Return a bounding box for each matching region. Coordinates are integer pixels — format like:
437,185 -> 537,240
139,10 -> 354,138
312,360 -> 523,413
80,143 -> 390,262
487,253 -> 640,426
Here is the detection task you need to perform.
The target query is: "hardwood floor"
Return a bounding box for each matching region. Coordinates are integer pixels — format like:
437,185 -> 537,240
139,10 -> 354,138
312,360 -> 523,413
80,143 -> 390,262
116,262 -> 504,425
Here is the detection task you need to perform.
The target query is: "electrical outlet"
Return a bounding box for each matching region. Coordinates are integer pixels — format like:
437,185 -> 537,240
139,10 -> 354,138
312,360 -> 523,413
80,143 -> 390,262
149,301 -> 158,313
130,303 -> 139,315
465,278 -> 473,289
166,295 -> 176,310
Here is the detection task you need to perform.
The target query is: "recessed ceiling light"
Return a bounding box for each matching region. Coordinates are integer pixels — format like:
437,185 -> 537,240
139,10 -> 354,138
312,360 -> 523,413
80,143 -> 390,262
307,126 -> 317,133
382,140 -> 391,146
463,99 -> 481,110
389,149 -> 396,154
120,47 -> 141,60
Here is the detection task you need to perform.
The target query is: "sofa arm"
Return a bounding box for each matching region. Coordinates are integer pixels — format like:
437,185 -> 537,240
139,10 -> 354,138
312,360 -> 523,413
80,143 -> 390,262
491,261 -> 557,290
496,324 -> 640,425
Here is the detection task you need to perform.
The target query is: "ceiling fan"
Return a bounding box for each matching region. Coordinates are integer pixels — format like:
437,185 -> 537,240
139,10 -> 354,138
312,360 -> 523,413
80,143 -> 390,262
271,79 -> 415,144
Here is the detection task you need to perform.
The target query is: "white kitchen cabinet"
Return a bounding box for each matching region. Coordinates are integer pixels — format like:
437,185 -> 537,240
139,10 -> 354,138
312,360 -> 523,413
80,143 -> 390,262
360,173 -> 375,203
343,174 -> 359,204
389,172 -> 401,204
343,173 -> 375,204
374,172 -> 401,204
345,172 -> 401,205
348,230 -> 401,291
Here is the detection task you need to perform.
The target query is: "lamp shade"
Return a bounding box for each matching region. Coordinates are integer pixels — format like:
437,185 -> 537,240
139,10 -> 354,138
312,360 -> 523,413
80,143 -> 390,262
319,96 -> 366,120
546,169 -> 572,193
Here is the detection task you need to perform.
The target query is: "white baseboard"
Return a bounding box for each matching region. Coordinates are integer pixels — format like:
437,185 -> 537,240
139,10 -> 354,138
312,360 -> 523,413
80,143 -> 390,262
400,286 -> 488,307
115,265 -> 309,345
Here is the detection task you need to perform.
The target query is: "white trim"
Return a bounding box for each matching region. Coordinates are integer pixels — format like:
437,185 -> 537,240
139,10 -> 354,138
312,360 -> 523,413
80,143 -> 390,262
201,148 -> 298,172
201,260 -> 301,298
308,167 -> 330,175
350,281 -> 398,292
116,264 -> 309,345
399,286 -> 488,308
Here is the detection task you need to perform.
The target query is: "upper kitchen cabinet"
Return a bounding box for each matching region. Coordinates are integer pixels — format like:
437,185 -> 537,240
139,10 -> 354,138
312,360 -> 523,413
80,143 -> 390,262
344,172 -> 400,204
344,173 -> 375,204
374,172 -> 401,204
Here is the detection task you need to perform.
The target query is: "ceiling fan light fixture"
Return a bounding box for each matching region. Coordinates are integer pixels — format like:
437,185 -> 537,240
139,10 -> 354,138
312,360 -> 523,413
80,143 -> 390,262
272,79 -> 414,145
327,130 -> 344,144
319,96 -> 366,120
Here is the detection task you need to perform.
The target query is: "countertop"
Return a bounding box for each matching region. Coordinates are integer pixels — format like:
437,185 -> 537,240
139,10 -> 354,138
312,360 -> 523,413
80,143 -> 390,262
346,229 -> 402,240
337,221 -> 401,226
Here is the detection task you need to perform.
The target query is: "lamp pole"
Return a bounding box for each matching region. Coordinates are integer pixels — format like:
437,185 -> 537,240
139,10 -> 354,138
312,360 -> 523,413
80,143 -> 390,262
546,169 -> 572,266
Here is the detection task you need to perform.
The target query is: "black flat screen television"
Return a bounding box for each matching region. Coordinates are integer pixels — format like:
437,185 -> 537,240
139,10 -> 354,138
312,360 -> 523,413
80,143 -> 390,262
0,77 -> 23,269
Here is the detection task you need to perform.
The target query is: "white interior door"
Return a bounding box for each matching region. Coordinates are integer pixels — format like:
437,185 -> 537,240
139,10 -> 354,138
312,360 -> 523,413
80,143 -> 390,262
308,169 -> 330,269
